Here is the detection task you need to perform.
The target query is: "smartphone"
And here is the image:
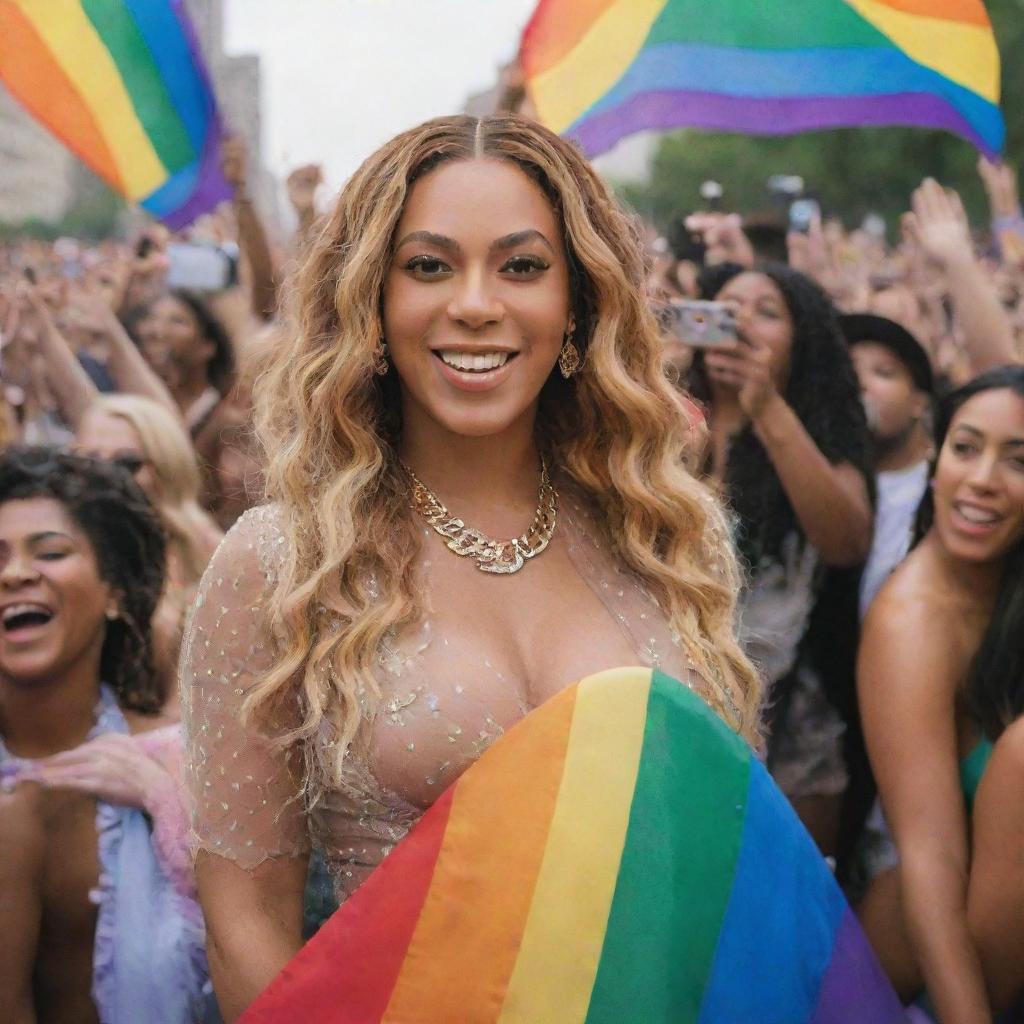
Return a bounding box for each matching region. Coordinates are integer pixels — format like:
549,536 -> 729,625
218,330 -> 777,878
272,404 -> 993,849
789,198 -> 820,235
166,243 -> 238,292
664,300 -> 737,348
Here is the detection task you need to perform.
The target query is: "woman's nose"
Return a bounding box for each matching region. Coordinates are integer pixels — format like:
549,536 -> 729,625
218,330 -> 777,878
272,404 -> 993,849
0,552 -> 39,587
447,270 -> 504,329
965,451 -> 1000,491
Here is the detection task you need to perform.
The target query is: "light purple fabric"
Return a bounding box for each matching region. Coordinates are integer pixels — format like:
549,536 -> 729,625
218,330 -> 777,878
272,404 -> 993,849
90,686 -> 209,1024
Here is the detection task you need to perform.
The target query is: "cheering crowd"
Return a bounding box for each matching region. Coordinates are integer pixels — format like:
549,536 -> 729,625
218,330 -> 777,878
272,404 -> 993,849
1,119 -> 1022,1023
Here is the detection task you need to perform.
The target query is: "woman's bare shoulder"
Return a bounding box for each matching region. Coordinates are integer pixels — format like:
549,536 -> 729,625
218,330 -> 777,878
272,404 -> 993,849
862,549 -> 976,687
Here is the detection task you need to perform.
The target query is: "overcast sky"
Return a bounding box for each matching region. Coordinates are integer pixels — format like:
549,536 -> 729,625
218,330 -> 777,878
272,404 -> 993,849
224,0 -> 538,190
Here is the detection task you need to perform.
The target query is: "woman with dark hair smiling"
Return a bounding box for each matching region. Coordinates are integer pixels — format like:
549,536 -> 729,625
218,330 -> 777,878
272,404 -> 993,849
0,448 -> 208,1024
858,366 -> 1024,1022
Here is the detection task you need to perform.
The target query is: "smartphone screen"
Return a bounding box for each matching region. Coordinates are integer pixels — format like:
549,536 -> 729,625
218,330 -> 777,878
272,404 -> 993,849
665,300 -> 737,348
166,243 -> 238,292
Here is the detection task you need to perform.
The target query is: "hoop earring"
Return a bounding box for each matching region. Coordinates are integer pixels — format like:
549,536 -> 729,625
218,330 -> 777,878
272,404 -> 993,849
558,331 -> 580,379
374,340 -> 390,377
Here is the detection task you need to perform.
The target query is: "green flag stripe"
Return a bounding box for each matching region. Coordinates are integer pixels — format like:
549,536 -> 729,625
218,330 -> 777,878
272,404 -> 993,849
585,671 -> 752,1024
81,0 -> 195,171
647,0 -> 891,51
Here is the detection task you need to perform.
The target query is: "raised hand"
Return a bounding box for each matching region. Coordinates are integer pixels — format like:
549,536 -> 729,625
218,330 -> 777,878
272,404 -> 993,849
286,163 -> 323,217
221,134 -> 250,194
703,331 -> 780,421
684,212 -> 755,268
904,178 -> 972,271
977,156 -> 1021,221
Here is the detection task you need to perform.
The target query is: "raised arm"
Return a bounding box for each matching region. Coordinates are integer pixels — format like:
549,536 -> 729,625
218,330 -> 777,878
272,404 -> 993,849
16,281 -> 98,429
179,507 -> 310,1021
65,293 -> 180,416
858,591 -> 990,1023
705,338 -> 872,566
904,178 -> 1017,374
221,136 -> 278,322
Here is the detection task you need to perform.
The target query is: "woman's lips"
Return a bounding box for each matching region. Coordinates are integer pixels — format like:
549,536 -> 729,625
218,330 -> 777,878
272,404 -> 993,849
948,501 -> 1004,539
432,351 -> 519,393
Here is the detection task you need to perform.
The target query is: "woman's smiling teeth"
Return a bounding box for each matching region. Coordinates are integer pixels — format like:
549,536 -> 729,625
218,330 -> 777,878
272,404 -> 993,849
437,351 -> 512,373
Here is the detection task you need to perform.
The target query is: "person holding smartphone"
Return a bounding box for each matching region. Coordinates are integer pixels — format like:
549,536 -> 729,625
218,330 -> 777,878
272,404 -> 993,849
686,264 -> 874,854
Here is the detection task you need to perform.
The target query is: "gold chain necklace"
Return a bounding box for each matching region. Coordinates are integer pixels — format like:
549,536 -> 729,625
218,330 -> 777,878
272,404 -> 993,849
403,458 -> 558,575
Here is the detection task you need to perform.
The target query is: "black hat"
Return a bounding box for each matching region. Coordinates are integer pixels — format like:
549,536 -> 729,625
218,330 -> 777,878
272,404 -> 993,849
839,313 -> 934,395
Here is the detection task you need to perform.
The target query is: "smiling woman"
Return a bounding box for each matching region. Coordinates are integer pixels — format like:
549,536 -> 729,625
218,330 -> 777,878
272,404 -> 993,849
179,114 -> 764,1021
0,447 -> 209,1024
857,366 -> 1024,1020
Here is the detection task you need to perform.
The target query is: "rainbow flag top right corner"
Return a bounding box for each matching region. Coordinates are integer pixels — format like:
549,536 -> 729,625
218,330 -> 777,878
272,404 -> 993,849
520,0 -> 1005,158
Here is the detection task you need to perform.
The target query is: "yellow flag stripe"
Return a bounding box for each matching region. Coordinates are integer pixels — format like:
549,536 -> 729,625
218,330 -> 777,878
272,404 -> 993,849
527,0 -> 665,134
14,0 -> 167,198
497,667 -> 651,1024
846,0 -> 1000,103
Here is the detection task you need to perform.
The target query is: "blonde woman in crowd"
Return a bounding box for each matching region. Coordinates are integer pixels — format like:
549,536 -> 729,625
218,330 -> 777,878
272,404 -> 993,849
78,394 -> 222,715
180,114 -> 761,1019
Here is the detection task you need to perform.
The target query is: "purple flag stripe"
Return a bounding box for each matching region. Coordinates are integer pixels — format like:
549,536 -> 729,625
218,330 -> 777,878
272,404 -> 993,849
811,907 -> 907,1024
569,90 -> 994,159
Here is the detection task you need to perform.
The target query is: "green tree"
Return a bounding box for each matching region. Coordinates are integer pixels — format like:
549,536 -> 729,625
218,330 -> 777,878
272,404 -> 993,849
619,0 -> 1024,233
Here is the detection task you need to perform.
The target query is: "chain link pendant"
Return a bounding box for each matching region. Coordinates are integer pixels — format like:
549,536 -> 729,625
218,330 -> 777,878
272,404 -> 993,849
404,459 -> 557,575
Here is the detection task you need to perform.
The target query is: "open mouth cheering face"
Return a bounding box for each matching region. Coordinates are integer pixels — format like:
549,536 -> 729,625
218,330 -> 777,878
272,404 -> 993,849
382,157 -> 573,442
0,497 -> 114,686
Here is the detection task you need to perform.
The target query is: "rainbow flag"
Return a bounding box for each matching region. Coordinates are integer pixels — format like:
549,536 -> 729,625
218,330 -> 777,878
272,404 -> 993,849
241,668 -> 906,1023
520,0 -> 1005,158
0,0 -> 230,227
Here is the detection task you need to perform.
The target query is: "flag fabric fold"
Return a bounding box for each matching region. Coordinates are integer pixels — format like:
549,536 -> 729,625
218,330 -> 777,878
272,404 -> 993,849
241,667 -> 907,1023
520,0 -> 1004,158
0,0 -> 231,227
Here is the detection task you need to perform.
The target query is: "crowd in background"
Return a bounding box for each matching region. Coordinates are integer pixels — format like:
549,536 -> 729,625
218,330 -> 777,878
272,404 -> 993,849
1,130 -> 1022,1023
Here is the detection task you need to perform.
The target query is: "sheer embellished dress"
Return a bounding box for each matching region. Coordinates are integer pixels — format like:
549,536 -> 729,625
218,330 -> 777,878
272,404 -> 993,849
180,491 -> 742,905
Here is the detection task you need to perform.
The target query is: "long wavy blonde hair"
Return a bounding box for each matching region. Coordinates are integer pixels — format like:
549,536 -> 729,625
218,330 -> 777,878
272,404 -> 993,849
93,394 -> 221,583
252,115 -> 761,797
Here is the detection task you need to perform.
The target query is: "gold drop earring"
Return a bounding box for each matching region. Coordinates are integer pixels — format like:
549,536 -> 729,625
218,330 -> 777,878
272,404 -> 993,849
558,320 -> 580,379
374,339 -> 390,377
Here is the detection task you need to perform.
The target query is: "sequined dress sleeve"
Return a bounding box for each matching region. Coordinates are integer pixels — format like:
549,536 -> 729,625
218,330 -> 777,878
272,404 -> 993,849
179,506 -> 310,868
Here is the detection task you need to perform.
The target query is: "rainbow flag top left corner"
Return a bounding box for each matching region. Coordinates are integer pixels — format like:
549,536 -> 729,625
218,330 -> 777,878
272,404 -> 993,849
520,0 -> 1005,159
0,0 -> 231,227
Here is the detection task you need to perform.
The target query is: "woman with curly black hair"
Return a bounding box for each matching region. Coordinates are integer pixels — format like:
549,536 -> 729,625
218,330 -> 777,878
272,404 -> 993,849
0,448 -> 208,1024
690,263 -> 874,852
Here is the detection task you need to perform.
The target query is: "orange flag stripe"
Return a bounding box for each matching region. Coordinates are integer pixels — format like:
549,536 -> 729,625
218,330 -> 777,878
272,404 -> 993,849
872,0 -> 991,26
381,685 -> 578,1021
520,0 -> 618,79
0,1 -> 123,191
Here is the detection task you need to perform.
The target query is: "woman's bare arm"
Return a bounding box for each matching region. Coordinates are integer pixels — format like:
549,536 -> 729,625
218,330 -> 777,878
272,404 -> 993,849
753,393 -> 873,566
198,851 -> 308,1021
0,790 -> 44,1024
859,585 -> 991,1023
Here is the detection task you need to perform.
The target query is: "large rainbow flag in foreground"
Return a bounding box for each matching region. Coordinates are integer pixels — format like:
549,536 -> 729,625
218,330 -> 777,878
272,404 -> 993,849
521,0 -> 1005,159
242,668 -> 906,1023
0,0 -> 230,227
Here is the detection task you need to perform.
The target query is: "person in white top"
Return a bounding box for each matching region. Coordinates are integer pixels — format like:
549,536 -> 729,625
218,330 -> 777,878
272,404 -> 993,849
841,313 -> 935,618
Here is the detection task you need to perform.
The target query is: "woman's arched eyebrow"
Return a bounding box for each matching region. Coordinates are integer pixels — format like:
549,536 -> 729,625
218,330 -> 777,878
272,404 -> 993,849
393,229 -> 555,255
394,230 -> 459,253
490,230 -> 555,255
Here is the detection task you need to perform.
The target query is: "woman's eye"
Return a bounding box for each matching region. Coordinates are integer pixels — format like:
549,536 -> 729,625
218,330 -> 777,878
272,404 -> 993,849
502,255 -> 549,276
405,256 -> 451,278
37,550 -> 68,562
951,441 -> 977,456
